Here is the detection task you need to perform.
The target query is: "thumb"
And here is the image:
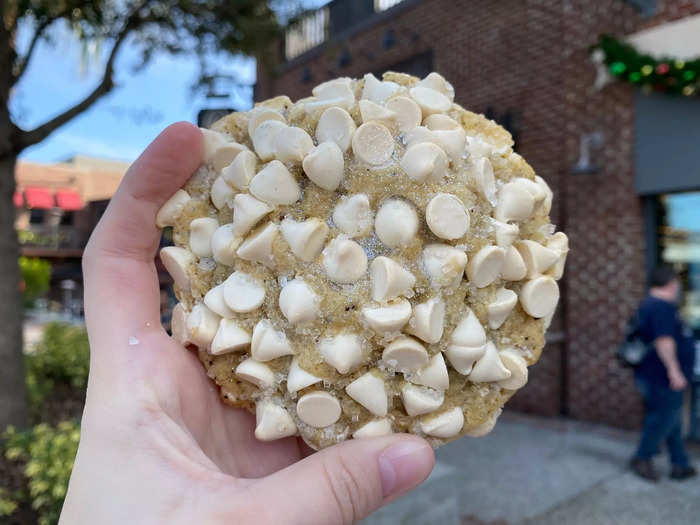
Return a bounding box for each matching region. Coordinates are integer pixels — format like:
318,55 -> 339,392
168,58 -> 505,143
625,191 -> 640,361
247,435 -> 434,524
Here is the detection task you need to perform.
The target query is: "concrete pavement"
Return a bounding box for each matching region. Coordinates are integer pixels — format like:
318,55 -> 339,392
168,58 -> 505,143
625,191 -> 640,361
364,412 -> 700,525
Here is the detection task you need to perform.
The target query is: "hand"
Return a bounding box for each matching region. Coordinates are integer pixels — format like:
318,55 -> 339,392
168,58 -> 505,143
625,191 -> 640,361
668,368 -> 688,391
61,123 -> 434,524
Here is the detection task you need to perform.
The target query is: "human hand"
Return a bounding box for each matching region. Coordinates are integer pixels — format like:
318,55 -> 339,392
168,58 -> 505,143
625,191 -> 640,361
668,368 -> 688,391
60,123 -> 434,524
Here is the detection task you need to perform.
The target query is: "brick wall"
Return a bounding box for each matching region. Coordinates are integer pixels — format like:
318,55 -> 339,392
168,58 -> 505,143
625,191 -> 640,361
255,0 -> 700,429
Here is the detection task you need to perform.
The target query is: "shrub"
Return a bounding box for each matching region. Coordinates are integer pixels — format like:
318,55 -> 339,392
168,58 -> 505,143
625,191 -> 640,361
3,422 -> 80,525
26,323 -> 90,417
20,257 -> 51,307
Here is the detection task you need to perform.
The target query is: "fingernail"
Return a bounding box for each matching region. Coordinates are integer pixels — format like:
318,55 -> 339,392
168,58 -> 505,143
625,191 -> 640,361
378,440 -> 433,498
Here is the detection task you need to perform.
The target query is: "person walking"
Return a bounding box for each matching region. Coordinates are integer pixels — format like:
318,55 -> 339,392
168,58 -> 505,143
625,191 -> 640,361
630,265 -> 697,482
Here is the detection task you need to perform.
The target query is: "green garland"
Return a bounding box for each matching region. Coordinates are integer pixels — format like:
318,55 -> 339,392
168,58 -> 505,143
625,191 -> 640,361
592,35 -> 700,96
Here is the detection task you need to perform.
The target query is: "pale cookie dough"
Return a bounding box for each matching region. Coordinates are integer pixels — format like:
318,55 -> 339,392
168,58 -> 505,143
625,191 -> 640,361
159,71 -> 568,450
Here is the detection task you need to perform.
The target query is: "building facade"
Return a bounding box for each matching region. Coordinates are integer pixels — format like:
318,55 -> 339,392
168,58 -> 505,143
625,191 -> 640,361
255,0 -> 700,429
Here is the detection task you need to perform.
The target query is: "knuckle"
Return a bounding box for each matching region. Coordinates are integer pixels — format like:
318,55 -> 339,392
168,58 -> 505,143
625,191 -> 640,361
322,450 -> 373,524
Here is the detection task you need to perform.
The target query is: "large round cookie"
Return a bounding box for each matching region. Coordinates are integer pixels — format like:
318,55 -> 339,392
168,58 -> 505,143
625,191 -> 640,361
158,71 -> 568,449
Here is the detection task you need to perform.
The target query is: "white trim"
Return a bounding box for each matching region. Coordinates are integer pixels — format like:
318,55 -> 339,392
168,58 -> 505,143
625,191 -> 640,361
627,14 -> 700,60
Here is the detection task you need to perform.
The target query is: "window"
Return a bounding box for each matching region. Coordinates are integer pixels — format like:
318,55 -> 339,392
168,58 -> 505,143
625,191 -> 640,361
60,211 -> 75,226
29,209 -> 46,224
658,191 -> 700,330
285,7 -> 329,60
374,0 -> 404,11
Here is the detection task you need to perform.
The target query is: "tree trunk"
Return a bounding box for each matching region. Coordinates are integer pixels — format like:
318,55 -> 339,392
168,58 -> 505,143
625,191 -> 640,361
0,152 -> 27,430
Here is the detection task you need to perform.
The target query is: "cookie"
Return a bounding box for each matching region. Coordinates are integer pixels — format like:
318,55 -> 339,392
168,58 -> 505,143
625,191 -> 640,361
159,71 -> 568,449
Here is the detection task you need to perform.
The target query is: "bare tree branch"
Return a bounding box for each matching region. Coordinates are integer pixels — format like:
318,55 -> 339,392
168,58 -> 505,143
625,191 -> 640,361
11,18 -> 53,85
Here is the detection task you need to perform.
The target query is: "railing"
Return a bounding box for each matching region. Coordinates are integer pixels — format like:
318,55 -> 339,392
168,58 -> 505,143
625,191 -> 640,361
18,225 -> 84,250
284,0 -> 406,61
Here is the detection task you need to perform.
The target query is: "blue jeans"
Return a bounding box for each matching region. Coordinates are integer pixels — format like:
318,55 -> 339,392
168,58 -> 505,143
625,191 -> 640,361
634,378 -> 689,467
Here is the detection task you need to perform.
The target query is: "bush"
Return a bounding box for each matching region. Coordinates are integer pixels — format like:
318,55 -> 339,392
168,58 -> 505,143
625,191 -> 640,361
26,323 -> 90,422
20,257 -> 51,307
3,422 -> 80,525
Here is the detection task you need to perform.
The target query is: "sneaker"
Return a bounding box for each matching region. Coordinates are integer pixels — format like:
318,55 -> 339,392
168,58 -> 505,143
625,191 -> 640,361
670,465 -> 697,480
629,457 -> 659,482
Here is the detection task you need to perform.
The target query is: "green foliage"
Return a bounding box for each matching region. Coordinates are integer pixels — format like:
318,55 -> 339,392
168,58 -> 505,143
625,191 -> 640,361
3,422 -> 80,525
20,257 -> 51,305
25,323 -> 90,414
593,34 -> 700,97
0,487 -> 18,517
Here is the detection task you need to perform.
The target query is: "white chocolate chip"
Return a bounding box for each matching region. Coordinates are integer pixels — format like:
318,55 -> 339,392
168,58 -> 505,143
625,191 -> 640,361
211,224 -> 242,266
418,72 -> 455,101
231,193 -> 273,237
491,219 -> 519,248
346,372 -> 388,416
249,160 -> 301,205
404,126 -> 436,148
236,222 -> 279,267
407,296 -> 446,344
247,108 -> 286,137
274,126 -> 314,163
375,199 -> 418,247
279,278 -> 319,324
171,303 -> 190,345
487,288 -> 518,329
409,86 -> 452,116
385,96 -> 422,132
401,384 -> 445,417
302,141 -> 345,191
513,178 -> 546,203
253,120 -> 287,162
370,256 -> 416,302
426,193 -> 470,240
515,240 -> 560,278
203,283 -> 235,318
159,246 -> 194,291
520,276 -> 560,318
210,318 -> 251,355
222,150 -> 257,190
424,114 -> 459,130
495,181 -> 536,222
464,408 -> 501,437
210,176 -> 234,210
223,271 -> 265,313
296,391 -> 342,428
362,298 -> 412,333
400,142 -> 448,183
502,245 -> 527,281
473,157 -> 497,205
313,77 -> 355,106
469,342 -> 511,382
546,232 -> 569,280
287,358 -> 322,394
281,217 -> 329,262
201,128 -> 248,171
353,418 -> 393,439
359,99 -> 396,125
421,243 -> 468,287
254,399 -> 297,441
332,194 -> 373,237
319,333 -> 364,374
534,175 -> 553,214
251,319 -> 294,361
498,349 -> 528,390
451,309 -> 487,346
304,96 -> 352,113
466,245 -> 505,288
412,353 -> 450,391
186,304 -> 220,348
189,217 -> 219,257
322,238 -> 368,284
432,128 -> 466,161
316,107 -> 356,152
382,336 -> 429,372
156,190 -> 190,228
445,344 -> 486,376
352,122 -> 394,166
420,407 -> 464,438
236,358 -> 276,388
361,73 -> 400,103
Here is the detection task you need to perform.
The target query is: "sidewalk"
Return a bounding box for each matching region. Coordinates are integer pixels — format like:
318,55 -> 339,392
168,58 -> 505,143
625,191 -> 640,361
364,412 -> 700,525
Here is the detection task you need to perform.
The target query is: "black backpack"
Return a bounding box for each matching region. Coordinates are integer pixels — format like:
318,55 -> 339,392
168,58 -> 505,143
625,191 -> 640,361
617,310 -> 652,367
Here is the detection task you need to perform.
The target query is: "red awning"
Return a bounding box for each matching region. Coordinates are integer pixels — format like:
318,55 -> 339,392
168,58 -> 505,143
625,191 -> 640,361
13,192 -> 23,207
55,189 -> 84,211
24,186 -> 54,209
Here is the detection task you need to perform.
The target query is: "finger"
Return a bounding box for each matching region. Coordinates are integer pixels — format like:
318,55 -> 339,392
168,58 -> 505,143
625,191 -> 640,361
247,435 -> 434,524
82,123 -> 202,357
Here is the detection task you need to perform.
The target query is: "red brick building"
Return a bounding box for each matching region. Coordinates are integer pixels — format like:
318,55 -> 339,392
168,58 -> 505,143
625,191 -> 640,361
255,0 -> 700,430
